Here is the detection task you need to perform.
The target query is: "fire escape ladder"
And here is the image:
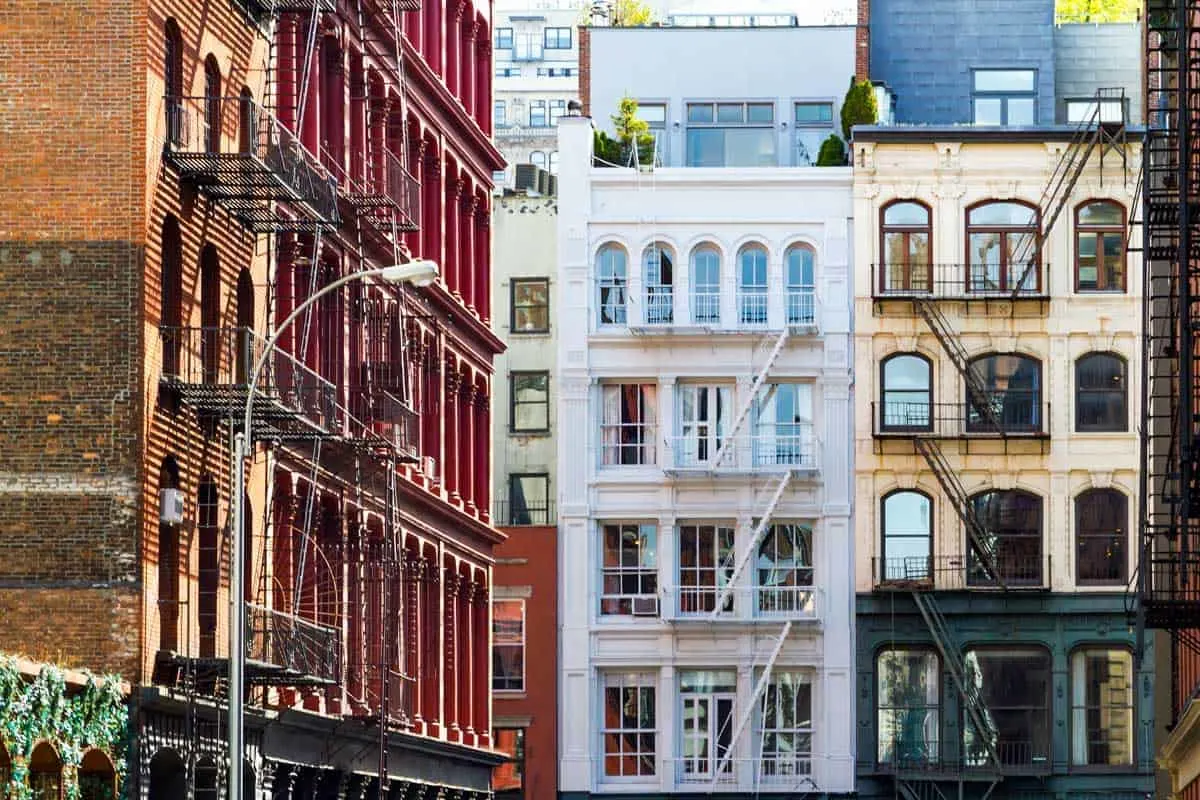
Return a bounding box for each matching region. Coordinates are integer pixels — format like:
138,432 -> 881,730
913,438 -> 1004,588
710,473 -> 792,618
711,329 -> 790,467
710,620 -> 793,788
912,298 -> 1003,435
911,591 -> 1001,774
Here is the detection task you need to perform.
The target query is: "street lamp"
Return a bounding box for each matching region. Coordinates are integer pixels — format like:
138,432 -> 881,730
228,259 -> 439,800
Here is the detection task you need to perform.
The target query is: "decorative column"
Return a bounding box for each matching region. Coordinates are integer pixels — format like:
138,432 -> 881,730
277,16 -> 298,131
275,235 -> 297,359
349,51 -> 366,186
444,564 -> 461,741
271,472 -> 297,620
324,38 -> 346,170
444,359 -> 460,503
299,19 -> 321,154
421,554 -> 441,736
370,96 -> 392,193
424,1 -> 441,74
473,205 -> 490,323
403,546 -> 421,729
458,190 -> 475,310
346,514 -> 366,712
475,35 -> 490,134
323,498 -> 347,714
445,174 -> 461,298
406,133 -> 424,256
460,372 -> 476,515
446,0 -> 462,97
459,574 -> 475,745
461,15 -> 476,117
422,148 -> 441,269
474,382 -> 490,521
472,577 -> 491,748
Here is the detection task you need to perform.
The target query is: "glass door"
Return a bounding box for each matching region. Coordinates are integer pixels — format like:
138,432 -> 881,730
680,671 -> 737,782
678,385 -> 731,467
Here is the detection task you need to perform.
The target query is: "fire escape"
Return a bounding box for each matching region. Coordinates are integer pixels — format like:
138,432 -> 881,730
656,331 -> 820,796
869,88 -> 1128,800
1137,0 -> 1200,705
156,0 -> 423,797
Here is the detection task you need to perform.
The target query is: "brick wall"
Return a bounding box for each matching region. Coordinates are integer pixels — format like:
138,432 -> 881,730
578,25 -> 591,118
0,0 -> 145,679
856,0 -> 870,80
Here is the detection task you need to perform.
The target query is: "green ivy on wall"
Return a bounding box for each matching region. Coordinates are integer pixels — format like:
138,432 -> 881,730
0,657 -> 129,800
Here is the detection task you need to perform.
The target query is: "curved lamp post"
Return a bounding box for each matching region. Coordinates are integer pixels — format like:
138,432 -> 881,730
228,259 -> 439,800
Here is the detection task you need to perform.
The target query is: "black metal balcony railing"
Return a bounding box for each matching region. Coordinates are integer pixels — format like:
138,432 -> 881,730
323,145 -> 422,236
872,400 -> 1051,438
163,95 -> 339,233
237,0 -> 335,16
873,554 -> 1049,590
350,386 -> 420,462
245,603 -> 340,685
877,737 -> 1050,775
492,499 -> 556,526
870,263 -> 1050,301
1141,556 -> 1200,627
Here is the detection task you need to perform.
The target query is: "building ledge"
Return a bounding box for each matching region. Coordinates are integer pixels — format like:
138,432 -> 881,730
853,123 -> 1146,144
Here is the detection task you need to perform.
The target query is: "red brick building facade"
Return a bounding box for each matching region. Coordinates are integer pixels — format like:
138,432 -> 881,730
0,0 -> 505,797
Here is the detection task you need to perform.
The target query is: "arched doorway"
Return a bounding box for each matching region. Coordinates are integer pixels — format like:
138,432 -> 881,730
78,749 -> 116,800
148,749 -> 185,800
158,455 -> 182,650
29,741 -> 61,800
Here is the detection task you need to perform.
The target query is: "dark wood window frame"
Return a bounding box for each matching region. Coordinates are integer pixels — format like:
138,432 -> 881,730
1074,199 -> 1128,293
510,278 -> 550,334
880,199 -> 933,293
964,199 -> 1042,293
966,352 -> 1043,433
1075,488 -> 1129,586
509,370 -> 550,433
1075,352 -> 1128,433
507,472 -> 550,525
880,352 -> 933,432
967,489 -> 1044,586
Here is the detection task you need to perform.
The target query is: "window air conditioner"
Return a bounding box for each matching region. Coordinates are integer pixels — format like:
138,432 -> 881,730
632,596 -> 660,617
159,488 -> 185,525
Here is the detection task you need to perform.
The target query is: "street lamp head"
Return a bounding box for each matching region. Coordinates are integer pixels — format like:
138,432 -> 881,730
381,259 -> 440,287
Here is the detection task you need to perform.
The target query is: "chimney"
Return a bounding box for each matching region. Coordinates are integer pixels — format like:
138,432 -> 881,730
856,0 -> 870,80
578,24 -> 591,117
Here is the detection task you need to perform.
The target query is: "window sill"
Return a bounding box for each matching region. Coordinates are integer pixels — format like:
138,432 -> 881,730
494,690 -> 528,700
509,329 -> 552,337
510,428 -> 552,437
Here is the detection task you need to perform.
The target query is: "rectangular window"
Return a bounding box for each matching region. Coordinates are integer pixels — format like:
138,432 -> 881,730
963,648 -> 1052,768
510,371 -> 550,432
529,100 -> 548,128
507,473 -> 551,525
972,69 -> 1037,126
678,670 -> 737,784
600,523 -> 658,616
675,384 -> 731,467
753,383 -> 814,468
601,383 -> 658,465
1071,649 -> 1134,766
496,67 -> 520,78
877,649 -> 939,765
638,103 -> 669,163
492,599 -> 525,692
536,67 -> 576,77
602,673 -> 657,778
492,728 -> 526,798
543,26 -> 572,49
514,32 -> 543,61
686,101 -> 777,167
495,27 -> 514,50
758,672 -> 813,781
756,524 -> 815,615
794,102 -> 835,166
1067,98 -> 1125,124
494,100 -> 508,129
511,278 -> 550,333
549,99 -> 567,127
676,523 -> 735,615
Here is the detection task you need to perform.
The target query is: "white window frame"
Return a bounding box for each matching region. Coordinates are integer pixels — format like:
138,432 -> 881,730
676,522 -> 735,615
600,672 -> 659,781
755,523 -> 815,615
677,670 -> 738,786
752,383 -> 815,467
600,383 -> 658,466
599,522 -> 659,617
675,384 -> 732,468
756,671 -> 814,783
492,599 -> 526,693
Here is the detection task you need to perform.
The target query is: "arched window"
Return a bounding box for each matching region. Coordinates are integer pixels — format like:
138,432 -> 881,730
880,201 -> 931,294
737,244 -> 768,325
967,354 -> 1042,433
530,150 -> 546,170
79,749 -> 117,800
29,742 -> 61,800
880,354 -> 932,432
877,648 -> 940,765
236,269 -> 255,383
969,490 -> 1043,586
238,87 -> 255,155
1076,200 -> 1126,292
200,244 -> 221,383
198,477 -> 219,658
1076,489 -> 1128,585
1076,352 -> 1127,432
963,647 -> 1052,767
160,215 -> 182,377
203,55 -> 221,155
690,244 -> 721,324
756,524 -> 814,614
880,491 -> 932,583
158,456 -> 181,651
642,242 -> 674,324
164,20 -> 183,145
966,201 -> 1040,294
785,245 -> 815,325
148,750 -> 186,800
596,244 -> 627,325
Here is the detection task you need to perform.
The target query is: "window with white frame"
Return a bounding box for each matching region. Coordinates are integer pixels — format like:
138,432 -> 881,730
600,523 -> 658,616
785,245 -> 816,325
549,99 -> 567,127
494,100 -> 507,129
602,672 -> 658,779
529,100 -> 548,127
492,599 -> 525,692
676,384 -> 731,467
1070,648 -> 1134,766
686,102 -> 777,167
548,151 -> 559,174
601,383 -> 658,465
513,31 -> 543,60
737,244 -> 769,325
758,671 -> 813,780
642,242 -> 675,324
596,244 -> 628,325
972,69 -> 1036,125
678,670 -> 737,783
638,103 -> 669,164
677,523 -> 734,615
753,383 -> 814,467
756,524 -> 814,614
690,244 -> 721,324
793,102 -> 834,166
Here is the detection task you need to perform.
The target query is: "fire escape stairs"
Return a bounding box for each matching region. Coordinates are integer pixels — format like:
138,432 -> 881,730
711,328 -> 790,469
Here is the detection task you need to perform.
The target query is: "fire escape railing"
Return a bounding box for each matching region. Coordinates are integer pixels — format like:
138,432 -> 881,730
163,95 -> 340,233
871,263 -> 1049,301
245,603 -> 341,685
